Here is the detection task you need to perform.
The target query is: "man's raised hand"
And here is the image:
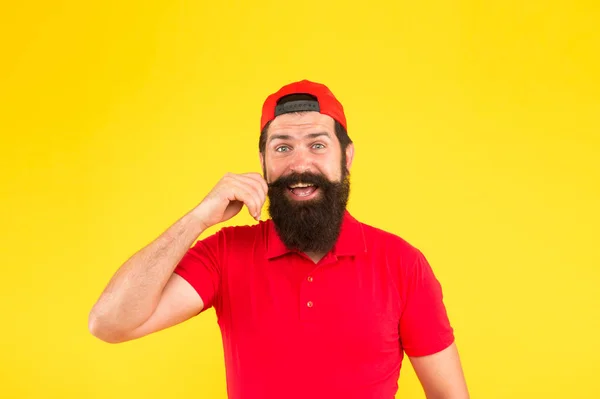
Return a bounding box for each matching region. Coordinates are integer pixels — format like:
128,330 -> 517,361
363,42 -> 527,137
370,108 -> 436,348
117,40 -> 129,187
192,172 -> 269,230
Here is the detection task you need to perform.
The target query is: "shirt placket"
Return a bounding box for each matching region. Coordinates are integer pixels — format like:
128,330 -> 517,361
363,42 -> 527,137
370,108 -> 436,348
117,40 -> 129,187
299,253 -> 338,323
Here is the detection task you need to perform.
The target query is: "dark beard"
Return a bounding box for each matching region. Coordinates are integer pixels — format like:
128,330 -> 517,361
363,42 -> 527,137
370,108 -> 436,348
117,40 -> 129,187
267,169 -> 350,254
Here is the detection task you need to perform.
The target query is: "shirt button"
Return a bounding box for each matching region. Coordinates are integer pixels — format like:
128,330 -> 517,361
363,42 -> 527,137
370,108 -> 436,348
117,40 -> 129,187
307,301 -> 313,308
307,276 -> 313,282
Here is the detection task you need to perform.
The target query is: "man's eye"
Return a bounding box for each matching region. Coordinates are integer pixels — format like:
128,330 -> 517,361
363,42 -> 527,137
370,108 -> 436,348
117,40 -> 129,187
276,146 -> 290,152
312,143 -> 325,149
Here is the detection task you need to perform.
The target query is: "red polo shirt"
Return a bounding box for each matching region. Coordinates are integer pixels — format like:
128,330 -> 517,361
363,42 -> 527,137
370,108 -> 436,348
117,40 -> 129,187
174,211 -> 454,399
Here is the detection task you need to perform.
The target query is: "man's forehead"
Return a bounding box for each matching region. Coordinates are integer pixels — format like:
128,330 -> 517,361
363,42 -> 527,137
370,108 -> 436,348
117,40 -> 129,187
268,112 -> 335,134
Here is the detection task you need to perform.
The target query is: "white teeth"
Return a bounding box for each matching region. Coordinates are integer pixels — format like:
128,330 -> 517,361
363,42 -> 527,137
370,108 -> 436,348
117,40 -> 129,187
289,182 -> 314,189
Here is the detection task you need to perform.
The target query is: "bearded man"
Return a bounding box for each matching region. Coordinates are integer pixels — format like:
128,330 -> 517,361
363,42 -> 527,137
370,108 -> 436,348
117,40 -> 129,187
88,80 -> 469,399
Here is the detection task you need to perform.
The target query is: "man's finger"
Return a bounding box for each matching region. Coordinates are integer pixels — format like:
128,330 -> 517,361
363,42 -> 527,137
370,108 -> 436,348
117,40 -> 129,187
237,174 -> 267,207
230,181 -> 261,220
244,172 -> 269,196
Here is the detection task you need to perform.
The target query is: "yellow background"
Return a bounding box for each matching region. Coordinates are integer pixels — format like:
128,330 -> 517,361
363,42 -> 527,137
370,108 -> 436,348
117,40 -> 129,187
1,1 -> 598,398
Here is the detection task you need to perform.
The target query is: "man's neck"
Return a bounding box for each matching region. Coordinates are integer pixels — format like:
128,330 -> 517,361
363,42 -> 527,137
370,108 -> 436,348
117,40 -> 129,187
304,251 -> 326,264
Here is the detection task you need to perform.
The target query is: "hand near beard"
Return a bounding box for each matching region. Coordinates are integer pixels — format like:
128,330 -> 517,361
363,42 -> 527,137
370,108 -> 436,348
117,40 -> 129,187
191,172 -> 268,230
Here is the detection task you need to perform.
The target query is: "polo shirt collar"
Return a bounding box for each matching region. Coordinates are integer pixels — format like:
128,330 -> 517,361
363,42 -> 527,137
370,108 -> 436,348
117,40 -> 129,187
266,210 -> 367,260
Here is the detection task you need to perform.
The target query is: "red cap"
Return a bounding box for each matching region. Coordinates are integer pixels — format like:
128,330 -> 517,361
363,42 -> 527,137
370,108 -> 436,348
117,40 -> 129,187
260,80 -> 347,132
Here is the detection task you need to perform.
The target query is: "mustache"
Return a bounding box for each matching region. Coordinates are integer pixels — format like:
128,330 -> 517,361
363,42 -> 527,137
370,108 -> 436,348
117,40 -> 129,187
268,172 -> 333,189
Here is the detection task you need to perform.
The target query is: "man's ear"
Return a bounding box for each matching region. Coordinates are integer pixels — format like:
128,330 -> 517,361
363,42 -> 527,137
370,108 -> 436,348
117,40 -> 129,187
345,143 -> 355,172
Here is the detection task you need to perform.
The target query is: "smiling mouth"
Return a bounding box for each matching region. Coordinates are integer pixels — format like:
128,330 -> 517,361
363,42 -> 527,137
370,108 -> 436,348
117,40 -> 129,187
288,182 -> 319,197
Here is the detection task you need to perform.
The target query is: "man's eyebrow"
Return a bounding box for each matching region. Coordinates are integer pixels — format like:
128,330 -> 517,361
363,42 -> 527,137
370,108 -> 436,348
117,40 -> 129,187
306,132 -> 331,140
268,132 -> 331,143
268,134 -> 292,143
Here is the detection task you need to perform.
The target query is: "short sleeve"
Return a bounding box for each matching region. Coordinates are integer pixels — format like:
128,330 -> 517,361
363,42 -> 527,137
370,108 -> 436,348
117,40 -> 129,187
399,250 -> 455,357
173,229 -> 224,312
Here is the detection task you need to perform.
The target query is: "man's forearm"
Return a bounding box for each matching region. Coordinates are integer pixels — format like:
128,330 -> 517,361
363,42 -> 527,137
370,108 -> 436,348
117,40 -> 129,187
88,210 -> 206,340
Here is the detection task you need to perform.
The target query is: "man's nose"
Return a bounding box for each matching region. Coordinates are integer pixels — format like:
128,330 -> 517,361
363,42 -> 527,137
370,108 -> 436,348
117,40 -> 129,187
288,149 -> 313,174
